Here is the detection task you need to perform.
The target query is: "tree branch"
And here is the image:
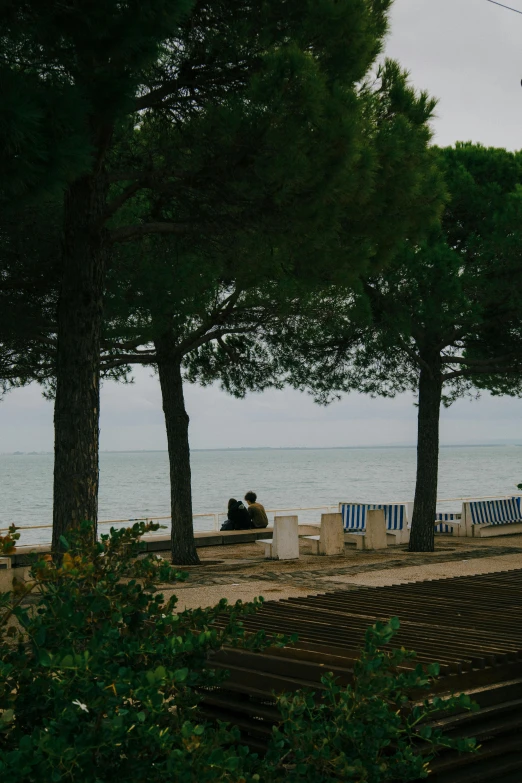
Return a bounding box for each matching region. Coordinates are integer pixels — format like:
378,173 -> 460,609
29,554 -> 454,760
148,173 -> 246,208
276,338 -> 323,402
441,353 -> 521,367
443,364 -> 522,381
109,222 -> 191,243
106,167 -> 188,185
102,326 -> 258,369
135,79 -> 183,111
172,287 -> 244,356
101,352 -> 156,369
185,325 -> 257,354
101,338 -> 149,351
106,170 -> 145,184
104,181 -> 144,220
396,337 -> 431,373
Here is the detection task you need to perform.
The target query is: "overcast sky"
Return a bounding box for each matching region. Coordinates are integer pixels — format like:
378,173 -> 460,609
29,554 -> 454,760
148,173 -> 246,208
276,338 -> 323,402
2,0 -> 522,452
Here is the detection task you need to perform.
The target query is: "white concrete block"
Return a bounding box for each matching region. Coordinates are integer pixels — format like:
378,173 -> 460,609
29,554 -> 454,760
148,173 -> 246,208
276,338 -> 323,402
364,509 -> 387,549
301,514 -> 344,556
475,522 -> 522,538
272,515 -> 299,560
462,504 -> 473,537
317,513 -> 345,555
344,510 -> 387,551
257,516 -> 299,560
0,563 -> 13,592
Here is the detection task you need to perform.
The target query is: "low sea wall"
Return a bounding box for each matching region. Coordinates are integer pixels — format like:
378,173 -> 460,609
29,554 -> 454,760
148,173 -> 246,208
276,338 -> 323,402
4,528 -> 274,570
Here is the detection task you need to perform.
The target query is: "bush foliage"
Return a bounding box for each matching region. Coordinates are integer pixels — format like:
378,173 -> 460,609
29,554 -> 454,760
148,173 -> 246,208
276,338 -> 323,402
263,618 -> 477,782
0,523 -> 476,782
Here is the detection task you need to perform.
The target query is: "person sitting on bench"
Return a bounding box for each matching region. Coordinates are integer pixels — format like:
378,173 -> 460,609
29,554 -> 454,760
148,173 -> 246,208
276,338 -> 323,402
220,498 -> 253,530
244,491 -> 269,528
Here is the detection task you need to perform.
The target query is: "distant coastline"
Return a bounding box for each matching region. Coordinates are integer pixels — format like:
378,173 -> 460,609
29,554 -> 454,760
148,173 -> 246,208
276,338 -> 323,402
2,442 -> 522,455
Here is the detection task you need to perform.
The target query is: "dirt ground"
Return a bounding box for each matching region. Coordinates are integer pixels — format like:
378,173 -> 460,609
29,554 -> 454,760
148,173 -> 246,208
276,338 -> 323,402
156,533 -> 522,610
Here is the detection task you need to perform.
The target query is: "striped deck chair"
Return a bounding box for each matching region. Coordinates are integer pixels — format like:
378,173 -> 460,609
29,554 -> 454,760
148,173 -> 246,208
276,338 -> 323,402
464,497 -> 522,538
434,512 -> 462,535
339,503 -> 408,545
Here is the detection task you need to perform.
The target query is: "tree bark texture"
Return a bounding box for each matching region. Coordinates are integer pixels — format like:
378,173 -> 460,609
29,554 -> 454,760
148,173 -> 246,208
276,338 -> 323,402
409,361 -> 443,553
52,174 -> 108,552
155,335 -> 200,565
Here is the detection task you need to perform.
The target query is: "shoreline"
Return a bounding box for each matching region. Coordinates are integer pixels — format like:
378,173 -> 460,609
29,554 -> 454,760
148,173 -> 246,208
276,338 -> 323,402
3,442 -> 522,455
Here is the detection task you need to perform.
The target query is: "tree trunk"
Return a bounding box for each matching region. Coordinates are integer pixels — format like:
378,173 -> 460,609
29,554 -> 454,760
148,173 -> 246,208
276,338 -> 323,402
52,174 -> 108,552
155,335 -> 200,565
409,361 -> 443,553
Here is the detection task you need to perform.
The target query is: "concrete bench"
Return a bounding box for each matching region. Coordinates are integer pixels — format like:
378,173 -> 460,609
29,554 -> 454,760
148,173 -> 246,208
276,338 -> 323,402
0,557 -> 12,590
340,503 -> 408,545
0,557 -> 21,591
300,513 -> 345,556
344,509 -> 387,550
463,498 -> 522,537
256,516 -> 299,560
6,529 -> 277,566
434,512 -> 463,536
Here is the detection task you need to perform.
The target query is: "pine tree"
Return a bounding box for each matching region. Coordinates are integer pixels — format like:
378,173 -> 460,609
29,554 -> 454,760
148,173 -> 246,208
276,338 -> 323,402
2,0 -> 396,551
272,144 -> 522,552
100,50 -> 446,565
102,204 -> 296,564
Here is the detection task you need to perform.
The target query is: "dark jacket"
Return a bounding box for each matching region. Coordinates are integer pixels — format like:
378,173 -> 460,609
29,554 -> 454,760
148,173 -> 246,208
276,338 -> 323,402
227,500 -> 253,530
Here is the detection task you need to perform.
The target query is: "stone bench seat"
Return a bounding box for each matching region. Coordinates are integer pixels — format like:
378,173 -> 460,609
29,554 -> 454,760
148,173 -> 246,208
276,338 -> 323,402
434,513 -> 463,535
472,519 -> 522,538
340,503 -> 408,545
464,498 -> 522,537
256,516 -> 298,560
299,514 -> 344,556
342,509 -> 388,550
344,529 -> 397,550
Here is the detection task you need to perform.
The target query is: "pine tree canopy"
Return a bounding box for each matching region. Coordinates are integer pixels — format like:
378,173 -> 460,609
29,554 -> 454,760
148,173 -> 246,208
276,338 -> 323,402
271,143 -> 522,403
1,0 -> 449,556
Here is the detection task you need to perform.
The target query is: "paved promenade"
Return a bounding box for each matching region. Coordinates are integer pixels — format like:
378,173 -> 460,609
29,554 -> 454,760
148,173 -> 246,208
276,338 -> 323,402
159,533 -> 522,610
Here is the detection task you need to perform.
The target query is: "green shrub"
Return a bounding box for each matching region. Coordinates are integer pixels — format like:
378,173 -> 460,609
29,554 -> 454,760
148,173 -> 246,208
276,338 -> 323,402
0,521 -> 271,782
0,524 -> 20,555
264,617 -> 477,782
0,522 -> 476,782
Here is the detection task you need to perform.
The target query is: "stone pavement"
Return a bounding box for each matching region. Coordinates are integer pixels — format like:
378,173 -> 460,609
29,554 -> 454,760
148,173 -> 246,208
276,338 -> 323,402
157,533 -> 522,610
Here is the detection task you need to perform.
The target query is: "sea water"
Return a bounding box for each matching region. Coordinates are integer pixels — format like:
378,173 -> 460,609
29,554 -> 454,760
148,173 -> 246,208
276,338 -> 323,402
1,446 -> 521,545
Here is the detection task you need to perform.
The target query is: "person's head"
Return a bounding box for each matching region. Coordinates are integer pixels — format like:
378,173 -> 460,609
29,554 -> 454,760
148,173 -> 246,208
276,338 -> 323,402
228,498 -> 237,510
244,491 -> 257,505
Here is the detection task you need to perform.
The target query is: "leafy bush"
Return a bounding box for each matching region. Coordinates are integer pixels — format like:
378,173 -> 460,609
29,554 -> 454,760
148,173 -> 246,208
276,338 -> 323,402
264,617 -> 477,782
0,522 -> 476,782
0,521 -> 271,783
0,524 -> 20,555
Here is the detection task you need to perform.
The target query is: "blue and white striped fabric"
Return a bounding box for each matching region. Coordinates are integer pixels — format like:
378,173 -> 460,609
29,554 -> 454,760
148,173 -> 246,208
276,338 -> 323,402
434,513 -> 460,534
468,498 -> 521,527
340,504 -> 406,533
